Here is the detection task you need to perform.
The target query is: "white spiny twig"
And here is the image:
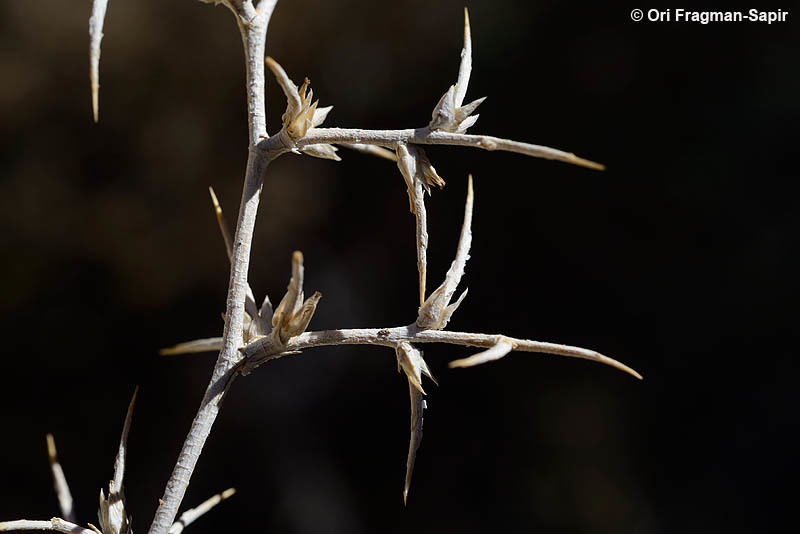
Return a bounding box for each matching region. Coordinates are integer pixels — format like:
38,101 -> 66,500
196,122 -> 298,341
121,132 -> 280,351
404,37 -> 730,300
264,128 -> 604,171
88,0 -> 109,123
71,4 -> 631,532
255,17 -> 602,169
0,518 -> 96,534
46,435 -> 75,523
165,323 -> 642,379
148,4 -> 278,526
168,488 -> 236,534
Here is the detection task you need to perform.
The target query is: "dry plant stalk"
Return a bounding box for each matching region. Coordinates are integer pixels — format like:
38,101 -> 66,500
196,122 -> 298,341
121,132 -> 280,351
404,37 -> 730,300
1,2 -> 641,533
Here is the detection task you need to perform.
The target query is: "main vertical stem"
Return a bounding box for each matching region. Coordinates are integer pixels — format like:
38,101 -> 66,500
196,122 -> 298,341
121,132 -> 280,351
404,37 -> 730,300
148,3 -> 276,533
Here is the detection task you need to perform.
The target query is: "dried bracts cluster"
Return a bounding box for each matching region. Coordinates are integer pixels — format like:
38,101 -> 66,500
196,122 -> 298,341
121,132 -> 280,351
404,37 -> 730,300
0,3 -> 640,534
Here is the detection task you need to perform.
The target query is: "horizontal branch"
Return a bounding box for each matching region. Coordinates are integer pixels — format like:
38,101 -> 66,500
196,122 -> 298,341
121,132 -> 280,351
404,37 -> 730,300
239,324 -> 641,379
258,127 -> 603,170
0,518 -> 94,534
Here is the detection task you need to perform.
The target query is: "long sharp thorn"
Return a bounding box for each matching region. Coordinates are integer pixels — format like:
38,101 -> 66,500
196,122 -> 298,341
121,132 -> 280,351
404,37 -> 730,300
454,7 -> 472,108
159,337 -> 224,356
209,186 -> 260,321
403,383 -> 425,505
209,186 -> 233,262
89,0 -> 109,123
46,434 -> 75,522
112,386 -> 137,491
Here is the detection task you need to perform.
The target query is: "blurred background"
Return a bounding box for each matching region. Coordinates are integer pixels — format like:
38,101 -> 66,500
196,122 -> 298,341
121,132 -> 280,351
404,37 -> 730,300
1,1 -> 798,532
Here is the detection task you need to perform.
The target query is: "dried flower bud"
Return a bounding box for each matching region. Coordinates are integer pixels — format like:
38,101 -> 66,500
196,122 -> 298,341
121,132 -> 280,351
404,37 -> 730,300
394,342 -> 436,505
396,342 -> 437,394
271,252 -> 321,344
266,57 -> 333,141
396,144 -> 446,213
301,143 -> 341,161
429,89 -> 485,133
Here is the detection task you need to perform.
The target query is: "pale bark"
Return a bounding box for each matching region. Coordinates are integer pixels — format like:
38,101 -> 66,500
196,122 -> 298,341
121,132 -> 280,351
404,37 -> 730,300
147,2 -> 278,533
240,325 -> 642,380
258,127 -> 604,170
0,518 -> 95,534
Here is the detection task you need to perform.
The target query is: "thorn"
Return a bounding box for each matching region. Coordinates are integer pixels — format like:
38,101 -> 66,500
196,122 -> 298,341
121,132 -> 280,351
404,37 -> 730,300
449,338 -> 513,368
209,186 -> 233,260
454,6 -> 473,109
92,86 -> 99,123
208,186 -> 221,213
46,433 -> 57,462
569,154 -> 606,171
89,0 -> 109,123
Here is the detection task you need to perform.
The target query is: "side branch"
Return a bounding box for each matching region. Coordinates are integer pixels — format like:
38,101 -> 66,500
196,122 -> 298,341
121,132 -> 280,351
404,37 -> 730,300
259,127 -> 604,170
239,325 -> 641,379
0,518 -> 95,534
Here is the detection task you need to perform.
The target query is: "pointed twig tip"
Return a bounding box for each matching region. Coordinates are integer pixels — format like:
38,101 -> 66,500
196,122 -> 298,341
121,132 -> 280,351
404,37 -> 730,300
46,433 -> 56,460
209,186 -> 220,209
571,154 -> 605,171
593,352 -> 642,379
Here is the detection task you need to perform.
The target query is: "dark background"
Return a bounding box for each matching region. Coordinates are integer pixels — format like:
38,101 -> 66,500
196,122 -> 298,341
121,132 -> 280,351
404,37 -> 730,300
1,1 -> 797,532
